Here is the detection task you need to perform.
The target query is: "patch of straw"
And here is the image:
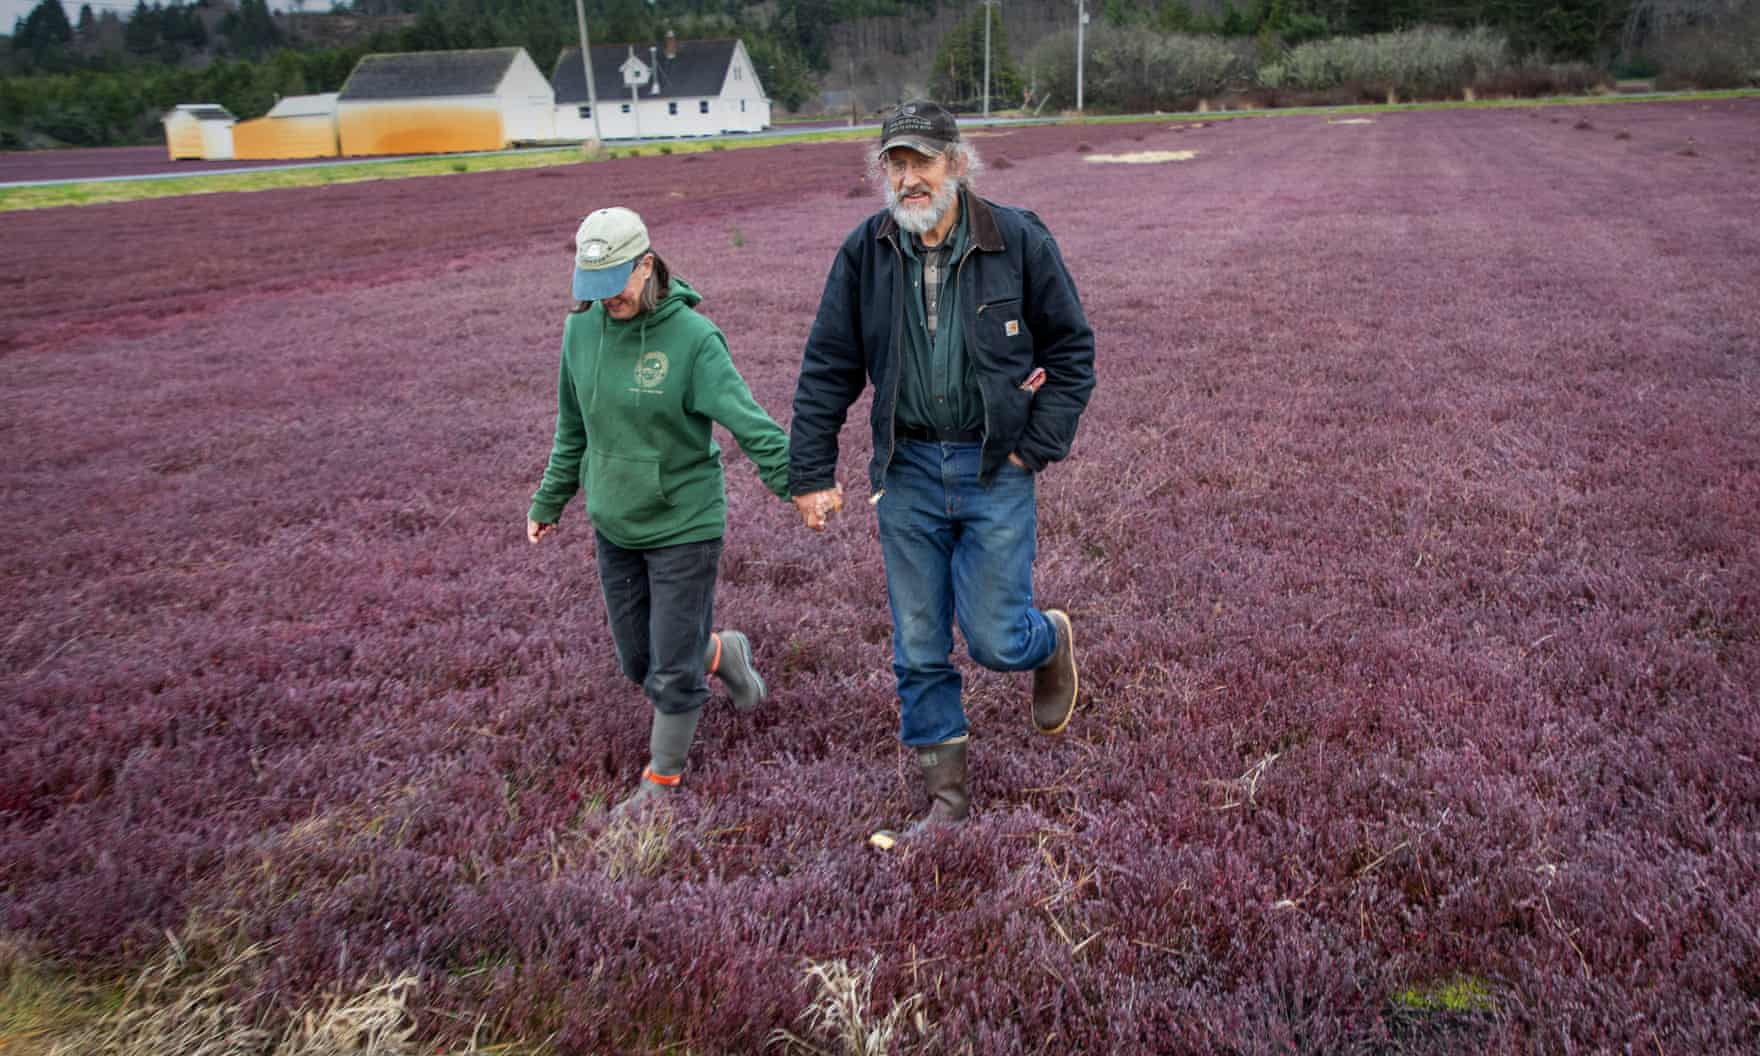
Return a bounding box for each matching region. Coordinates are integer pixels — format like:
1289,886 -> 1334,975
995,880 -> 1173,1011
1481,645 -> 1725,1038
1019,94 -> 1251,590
596,808 -> 676,882
768,957 -> 935,1056
40,930 -> 505,1056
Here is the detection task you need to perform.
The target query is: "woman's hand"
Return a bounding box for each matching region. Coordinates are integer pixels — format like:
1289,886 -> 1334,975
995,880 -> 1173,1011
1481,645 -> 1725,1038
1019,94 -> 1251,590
527,519 -> 557,544
791,486 -> 843,532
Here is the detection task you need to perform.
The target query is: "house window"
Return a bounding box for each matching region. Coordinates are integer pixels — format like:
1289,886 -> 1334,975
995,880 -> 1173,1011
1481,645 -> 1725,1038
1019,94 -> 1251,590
733,65 -> 741,81
578,105 -> 591,118
740,100 -> 746,113
668,101 -> 678,116
699,100 -> 710,114
621,103 -> 631,114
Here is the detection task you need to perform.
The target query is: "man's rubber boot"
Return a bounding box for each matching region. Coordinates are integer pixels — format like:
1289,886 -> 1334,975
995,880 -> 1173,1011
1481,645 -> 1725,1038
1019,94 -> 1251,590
706,630 -> 767,712
613,706 -> 702,815
1031,609 -> 1078,734
869,738 -> 970,850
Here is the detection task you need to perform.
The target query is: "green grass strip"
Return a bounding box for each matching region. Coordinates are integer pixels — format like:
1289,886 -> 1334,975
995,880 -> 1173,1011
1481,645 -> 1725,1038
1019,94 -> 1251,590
0,127 -> 871,212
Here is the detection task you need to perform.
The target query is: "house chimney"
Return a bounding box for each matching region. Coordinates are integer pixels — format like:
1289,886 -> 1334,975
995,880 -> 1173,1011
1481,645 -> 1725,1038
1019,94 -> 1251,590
664,29 -> 677,60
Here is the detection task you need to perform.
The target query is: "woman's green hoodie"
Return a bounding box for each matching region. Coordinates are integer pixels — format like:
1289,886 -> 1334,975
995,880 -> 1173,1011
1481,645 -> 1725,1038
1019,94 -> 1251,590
527,278 -> 790,550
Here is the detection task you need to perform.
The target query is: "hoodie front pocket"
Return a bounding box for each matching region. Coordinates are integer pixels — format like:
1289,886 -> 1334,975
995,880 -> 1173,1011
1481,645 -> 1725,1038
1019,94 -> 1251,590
586,450 -> 672,536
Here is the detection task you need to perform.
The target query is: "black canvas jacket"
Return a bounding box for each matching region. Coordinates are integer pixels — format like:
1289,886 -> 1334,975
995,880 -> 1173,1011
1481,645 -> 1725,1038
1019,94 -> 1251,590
789,192 -> 1097,495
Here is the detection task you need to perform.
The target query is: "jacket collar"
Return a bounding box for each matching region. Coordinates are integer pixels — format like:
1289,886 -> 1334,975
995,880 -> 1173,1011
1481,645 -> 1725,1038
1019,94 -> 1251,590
875,189 -> 1004,253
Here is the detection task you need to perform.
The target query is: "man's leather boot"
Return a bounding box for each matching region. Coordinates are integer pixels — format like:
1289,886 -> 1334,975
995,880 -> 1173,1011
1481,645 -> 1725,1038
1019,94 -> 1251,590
706,630 -> 767,712
1031,609 -> 1078,734
869,738 -> 970,850
614,706 -> 702,815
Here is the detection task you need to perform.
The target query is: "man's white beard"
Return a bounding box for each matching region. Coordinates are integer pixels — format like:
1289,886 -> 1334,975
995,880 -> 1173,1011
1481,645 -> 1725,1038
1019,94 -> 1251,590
887,178 -> 960,235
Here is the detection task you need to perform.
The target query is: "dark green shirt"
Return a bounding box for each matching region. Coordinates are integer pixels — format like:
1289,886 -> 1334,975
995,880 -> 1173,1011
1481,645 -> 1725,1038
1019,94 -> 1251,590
896,193 -> 981,436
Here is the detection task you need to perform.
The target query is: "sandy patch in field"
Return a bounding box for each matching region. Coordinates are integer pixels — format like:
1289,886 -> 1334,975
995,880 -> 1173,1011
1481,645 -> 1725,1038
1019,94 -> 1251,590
1328,118 -> 1376,125
1084,150 -> 1198,164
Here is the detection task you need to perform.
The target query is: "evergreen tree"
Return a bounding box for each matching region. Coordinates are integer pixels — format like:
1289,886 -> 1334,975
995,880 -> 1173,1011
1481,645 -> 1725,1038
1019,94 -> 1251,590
14,0 -> 77,67
927,2 -> 1023,109
122,0 -> 159,55
221,0 -> 281,58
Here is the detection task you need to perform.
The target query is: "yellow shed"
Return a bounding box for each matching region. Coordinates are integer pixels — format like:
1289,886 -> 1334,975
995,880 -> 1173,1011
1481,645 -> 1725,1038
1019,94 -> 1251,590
336,47 -> 556,157
162,104 -> 236,161
233,93 -> 340,160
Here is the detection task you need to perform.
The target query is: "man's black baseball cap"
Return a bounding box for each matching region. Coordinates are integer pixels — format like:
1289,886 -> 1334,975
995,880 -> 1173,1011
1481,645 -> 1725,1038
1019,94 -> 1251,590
879,100 -> 960,157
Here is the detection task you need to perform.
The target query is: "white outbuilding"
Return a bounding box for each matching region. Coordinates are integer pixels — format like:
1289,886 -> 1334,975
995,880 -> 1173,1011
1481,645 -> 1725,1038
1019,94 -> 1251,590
162,104 -> 236,161
336,47 -> 556,156
552,33 -> 771,141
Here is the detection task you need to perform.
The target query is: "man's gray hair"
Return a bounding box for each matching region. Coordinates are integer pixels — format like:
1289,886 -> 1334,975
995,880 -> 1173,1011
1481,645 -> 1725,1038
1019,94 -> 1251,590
870,140 -> 985,188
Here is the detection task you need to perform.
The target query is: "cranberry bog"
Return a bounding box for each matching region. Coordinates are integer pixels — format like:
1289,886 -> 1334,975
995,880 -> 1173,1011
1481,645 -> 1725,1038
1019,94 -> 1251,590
4,100 -> 1759,1052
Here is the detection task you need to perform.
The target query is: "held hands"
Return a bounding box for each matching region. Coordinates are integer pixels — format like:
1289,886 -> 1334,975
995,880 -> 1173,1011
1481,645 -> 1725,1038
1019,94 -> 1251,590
791,485 -> 844,532
527,519 -> 557,544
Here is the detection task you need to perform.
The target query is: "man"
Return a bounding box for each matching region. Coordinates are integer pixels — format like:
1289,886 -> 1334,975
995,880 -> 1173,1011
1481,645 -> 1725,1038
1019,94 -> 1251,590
789,100 -> 1097,848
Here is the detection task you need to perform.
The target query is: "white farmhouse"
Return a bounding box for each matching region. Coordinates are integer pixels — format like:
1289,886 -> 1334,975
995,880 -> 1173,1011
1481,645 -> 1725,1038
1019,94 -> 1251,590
552,32 -> 771,141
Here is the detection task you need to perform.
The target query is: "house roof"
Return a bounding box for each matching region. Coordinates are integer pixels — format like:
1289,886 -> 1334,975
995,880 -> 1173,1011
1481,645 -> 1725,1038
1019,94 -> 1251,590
552,38 -> 740,104
172,104 -> 236,122
266,93 -> 338,118
339,47 -> 526,101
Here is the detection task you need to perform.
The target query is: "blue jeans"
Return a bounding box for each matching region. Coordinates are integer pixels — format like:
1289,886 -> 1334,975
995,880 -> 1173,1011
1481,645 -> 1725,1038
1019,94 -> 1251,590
595,532 -> 722,716
876,440 -> 1057,746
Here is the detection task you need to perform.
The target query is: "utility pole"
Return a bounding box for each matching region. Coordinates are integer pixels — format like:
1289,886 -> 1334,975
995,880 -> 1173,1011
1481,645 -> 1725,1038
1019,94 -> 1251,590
982,0 -> 994,117
1075,0 -> 1087,113
573,0 -> 602,142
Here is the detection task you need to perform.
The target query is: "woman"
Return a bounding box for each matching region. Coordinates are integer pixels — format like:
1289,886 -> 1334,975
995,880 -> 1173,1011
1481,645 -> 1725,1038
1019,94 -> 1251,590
527,206 -> 793,812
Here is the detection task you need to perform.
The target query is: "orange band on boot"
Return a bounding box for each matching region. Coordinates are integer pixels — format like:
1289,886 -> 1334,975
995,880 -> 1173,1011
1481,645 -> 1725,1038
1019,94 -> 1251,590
642,766 -> 682,787
707,632 -> 722,675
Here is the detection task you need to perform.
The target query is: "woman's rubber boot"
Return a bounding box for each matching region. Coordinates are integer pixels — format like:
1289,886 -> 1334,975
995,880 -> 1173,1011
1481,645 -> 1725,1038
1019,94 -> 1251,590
614,706 -> 702,816
706,630 -> 767,712
869,738 -> 970,850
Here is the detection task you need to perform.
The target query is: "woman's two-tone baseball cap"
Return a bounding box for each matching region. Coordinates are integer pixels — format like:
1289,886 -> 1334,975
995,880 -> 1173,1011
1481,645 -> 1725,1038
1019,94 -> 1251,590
572,207 -> 650,300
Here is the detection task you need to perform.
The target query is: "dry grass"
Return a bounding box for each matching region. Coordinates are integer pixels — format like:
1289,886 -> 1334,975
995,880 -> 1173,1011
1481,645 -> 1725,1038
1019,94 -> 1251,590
0,937 -> 117,1056
20,930 -> 519,1056
1204,751 -> 1282,812
595,807 -> 677,882
768,957 -> 935,1056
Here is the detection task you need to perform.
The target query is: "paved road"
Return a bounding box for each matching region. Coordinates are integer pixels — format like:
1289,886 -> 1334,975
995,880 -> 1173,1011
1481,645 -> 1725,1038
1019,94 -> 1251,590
0,116 -> 1058,188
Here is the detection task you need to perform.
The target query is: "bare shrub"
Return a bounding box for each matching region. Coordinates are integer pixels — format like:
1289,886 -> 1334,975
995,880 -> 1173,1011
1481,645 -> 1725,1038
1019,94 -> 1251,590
768,958 -> 935,1056
1479,62 -> 1604,98
1653,17 -> 1760,89
1259,26 -> 1512,100
1028,27 -> 1253,111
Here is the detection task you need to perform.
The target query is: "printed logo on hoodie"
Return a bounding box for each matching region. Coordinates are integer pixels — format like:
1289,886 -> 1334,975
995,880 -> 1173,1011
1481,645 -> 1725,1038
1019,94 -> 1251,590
633,350 -> 670,392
